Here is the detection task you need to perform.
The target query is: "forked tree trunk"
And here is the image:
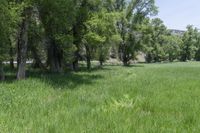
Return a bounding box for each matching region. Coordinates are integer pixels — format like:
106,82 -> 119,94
0,62 -> 5,81
17,8 -> 31,80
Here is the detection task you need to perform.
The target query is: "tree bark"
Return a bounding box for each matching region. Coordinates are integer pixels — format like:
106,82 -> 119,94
17,8 -> 31,80
0,62 -> 5,81
72,59 -> 79,71
99,60 -> 103,66
86,56 -> 91,70
47,40 -> 63,73
72,25 -> 80,71
122,53 -> 129,66
72,0 -> 88,71
85,45 -> 91,70
9,37 -> 15,70
9,47 -> 15,69
31,46 -> 46,70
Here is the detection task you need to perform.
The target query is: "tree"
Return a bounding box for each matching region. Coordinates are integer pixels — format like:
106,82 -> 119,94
180,25 -> 198,61
17,5 -> 33,79
38,0 -> 76,72
143,18 -> 168,63
163,35 -> 182,62
115,0 -> 157,65
6,0 -> 36,80
0,0 -> 14,80
194,30 -> 200,61
8,2 -> 22,70
27,7 -> 46,69
84,9 -> 117,68
72,0 -> 92,71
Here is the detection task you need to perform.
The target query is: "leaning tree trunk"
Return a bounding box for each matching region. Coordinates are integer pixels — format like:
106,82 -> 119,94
47,40 -> 63,73
17,8 -> 31,80
0,62 -> 5,81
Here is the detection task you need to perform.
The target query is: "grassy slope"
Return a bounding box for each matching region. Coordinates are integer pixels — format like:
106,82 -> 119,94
1,62 -> 200,133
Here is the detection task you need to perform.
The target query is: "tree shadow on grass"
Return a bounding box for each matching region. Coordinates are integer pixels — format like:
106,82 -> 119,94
125,64 -> 145,68
1,67 -> 17,83
1,67 -> 105,90
29,71 -> 104,90
76,66 -> 111,72
104,64 -> 145,68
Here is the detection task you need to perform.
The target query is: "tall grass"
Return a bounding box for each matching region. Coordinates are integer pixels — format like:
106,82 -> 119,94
1,62 -> 200,132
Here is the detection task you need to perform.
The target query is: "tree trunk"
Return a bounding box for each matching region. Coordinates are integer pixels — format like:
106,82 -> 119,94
10,58 -> 15,70
72,0 -> 88,71
122,53 -> 129,66
32,46 -> 46,70
146,53 -> 152,63
72,48 -> 79,71
87,56 -> 91,70
17,8 -> 31,80
100,60 -> 103,66
72,59 -> 79,71
85,45 -> 91,70
0,62 -> 5,81
47,40 -> 63,73
9,39 -> 15,69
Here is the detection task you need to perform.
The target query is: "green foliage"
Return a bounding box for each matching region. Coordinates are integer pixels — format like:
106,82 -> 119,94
143,18 -> 168,62
0,0 -> 21,61
39,0 -> 76,34
194,30 -> 200,61
28,12 -> 46,59
0,0 -> 12,61
180,25 -> 199,61
55,34 -> 77,62
38,0 -> 77,64
84,9 -> 118,64
116,0 -> 158,65
163,35 -> 182,62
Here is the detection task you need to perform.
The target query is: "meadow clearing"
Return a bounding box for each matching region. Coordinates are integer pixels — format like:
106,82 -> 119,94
0,62 -> 200,133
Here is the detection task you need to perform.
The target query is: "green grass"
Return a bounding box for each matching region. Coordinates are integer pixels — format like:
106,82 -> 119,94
1,62 -> 200,132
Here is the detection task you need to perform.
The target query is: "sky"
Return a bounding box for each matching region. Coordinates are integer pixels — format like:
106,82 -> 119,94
155,0 -> 200,30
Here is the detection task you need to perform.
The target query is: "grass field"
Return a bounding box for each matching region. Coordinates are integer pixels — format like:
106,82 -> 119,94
1,62 -> 200,133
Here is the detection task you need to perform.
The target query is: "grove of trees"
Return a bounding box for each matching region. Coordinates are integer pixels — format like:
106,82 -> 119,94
0,0 -> 200,81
